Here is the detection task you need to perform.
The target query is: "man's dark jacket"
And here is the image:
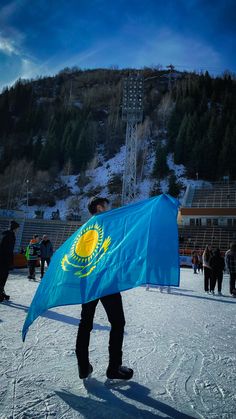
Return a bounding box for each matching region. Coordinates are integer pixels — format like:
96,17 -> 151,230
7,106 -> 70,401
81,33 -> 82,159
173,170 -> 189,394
40,240 -> 53,259
0,230 -> 16,268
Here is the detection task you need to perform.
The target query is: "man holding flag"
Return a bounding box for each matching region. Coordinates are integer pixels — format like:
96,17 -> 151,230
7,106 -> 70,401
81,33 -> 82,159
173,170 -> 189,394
76,197 -> 133,380
22,194 -> 180,381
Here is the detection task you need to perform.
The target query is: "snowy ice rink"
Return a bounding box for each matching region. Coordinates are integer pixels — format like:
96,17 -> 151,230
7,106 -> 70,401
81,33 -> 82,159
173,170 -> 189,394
0,268 -> 235,419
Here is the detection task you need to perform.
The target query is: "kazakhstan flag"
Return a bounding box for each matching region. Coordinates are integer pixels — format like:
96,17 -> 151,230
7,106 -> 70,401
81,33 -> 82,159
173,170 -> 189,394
22,194 -> 180,341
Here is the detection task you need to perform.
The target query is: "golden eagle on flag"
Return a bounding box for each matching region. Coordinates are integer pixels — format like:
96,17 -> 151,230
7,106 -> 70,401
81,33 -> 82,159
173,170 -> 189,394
61,223 -> 111,277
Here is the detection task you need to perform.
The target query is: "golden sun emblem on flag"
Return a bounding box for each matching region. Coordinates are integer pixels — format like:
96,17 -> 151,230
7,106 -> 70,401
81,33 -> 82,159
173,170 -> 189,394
61,223 -> 111,277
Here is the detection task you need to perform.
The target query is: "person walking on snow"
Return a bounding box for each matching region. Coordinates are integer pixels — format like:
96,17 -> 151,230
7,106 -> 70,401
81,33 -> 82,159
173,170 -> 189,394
209,248 -> 225,296
76,196 -> 133,380
203,245 -> 212,293
197,251 -> 203,274
40,235 -> 53,278
26,235 -> 41,280
0,220 -> 19,302
191,251 -> 199,274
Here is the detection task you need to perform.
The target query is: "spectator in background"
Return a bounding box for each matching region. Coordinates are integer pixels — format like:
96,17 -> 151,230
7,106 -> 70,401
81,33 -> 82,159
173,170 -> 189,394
26,235 -> 41,281
198,251 -> 203,274
203,245 -> 212,293
40,234 -> 53,278
209,248 -> 225,296
191,251 -> 199,274
225,242 -> 236,297
0,220 -> 19,302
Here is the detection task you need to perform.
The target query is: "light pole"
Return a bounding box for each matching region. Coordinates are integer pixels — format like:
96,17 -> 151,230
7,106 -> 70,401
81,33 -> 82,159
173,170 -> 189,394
121,74 -> 143,205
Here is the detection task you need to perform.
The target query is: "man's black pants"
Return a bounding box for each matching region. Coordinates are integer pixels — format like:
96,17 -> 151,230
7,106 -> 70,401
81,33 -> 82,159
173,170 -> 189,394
210,271 -> 223,292
0,266 -> 9,295
204,267 -> 212,292
28,260 -> 37,278
40,257 -> 51,277
76,292 -> 125,369
229,273 -> 236,294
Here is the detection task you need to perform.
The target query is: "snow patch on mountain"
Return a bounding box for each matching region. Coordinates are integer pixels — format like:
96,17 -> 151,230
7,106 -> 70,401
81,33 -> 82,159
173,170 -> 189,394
167,153 -> 185,177
84,145 -> 125,192
22,144 -> 207,221
60,175 -> 80,194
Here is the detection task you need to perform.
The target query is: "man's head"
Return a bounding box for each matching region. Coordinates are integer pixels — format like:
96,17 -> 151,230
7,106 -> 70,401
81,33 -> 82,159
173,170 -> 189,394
88,197 -> 110,215
42,234 -> 48,241
33,234 -> 40,243
10,220 -> 20,231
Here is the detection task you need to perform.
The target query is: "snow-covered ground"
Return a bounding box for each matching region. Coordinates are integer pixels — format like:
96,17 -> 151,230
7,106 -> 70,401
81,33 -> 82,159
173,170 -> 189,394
1,269 -> 236,419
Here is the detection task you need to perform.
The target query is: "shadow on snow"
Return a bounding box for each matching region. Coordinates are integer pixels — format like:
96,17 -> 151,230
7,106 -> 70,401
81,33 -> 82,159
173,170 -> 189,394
55,378 -> 195,418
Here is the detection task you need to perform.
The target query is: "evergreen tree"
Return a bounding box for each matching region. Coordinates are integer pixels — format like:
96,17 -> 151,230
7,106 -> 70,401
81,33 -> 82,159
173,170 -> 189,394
167,108 -> 183,151
168,173 -> 181,197
72,117 -> 96,171
61,120 -> 76,164
0,89 -> 12,135
219,124 -> 236,179
152,143 -> 169,179
174,114 -> 189,164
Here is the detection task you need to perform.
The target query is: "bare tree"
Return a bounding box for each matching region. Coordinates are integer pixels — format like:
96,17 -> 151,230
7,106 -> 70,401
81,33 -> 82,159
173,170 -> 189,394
0,160 -> 33,209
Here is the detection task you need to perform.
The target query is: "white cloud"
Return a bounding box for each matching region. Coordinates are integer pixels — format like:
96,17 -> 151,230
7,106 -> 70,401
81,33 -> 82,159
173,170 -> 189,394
0,28 -> 39,89
21,58 -> 38,78
0,53 -> 39,91
0,0 -> 27,58
0,34 -> 19,55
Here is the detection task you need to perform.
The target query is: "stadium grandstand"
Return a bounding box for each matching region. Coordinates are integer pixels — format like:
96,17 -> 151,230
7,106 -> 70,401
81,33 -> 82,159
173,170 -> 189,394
179,181 -> 236,254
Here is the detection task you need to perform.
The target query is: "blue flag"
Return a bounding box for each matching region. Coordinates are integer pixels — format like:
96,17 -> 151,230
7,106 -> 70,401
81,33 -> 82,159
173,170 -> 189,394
22,194 -> 180,341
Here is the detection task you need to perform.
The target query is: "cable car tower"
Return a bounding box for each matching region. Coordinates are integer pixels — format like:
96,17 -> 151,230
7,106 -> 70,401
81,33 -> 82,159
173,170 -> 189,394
121,75 -> 143,205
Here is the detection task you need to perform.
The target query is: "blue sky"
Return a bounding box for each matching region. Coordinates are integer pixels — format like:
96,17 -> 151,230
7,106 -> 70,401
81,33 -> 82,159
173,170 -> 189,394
0,0 -> 235,90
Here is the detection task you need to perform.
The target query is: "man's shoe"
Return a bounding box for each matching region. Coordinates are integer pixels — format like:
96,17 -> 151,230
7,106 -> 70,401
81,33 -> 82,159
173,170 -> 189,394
78,363 -> 93,379
2,292 -> 10,300
0,294 -> 5,302
106,365 -> 133,380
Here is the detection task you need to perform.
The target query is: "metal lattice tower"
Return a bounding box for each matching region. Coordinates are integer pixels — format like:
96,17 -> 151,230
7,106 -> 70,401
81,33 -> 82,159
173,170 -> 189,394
122,75 -> 143,205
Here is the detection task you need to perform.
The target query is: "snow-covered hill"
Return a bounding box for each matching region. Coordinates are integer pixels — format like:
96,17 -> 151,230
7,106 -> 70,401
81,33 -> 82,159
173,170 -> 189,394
20,142 -> 205,222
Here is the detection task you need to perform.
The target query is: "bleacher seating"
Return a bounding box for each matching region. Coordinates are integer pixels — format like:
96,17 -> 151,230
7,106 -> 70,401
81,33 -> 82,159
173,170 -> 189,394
21,219 -> 81,250
191,182 -> 236,208
179,225 -> 236,252
0,217 -> 82,252
180,181 -> 236,253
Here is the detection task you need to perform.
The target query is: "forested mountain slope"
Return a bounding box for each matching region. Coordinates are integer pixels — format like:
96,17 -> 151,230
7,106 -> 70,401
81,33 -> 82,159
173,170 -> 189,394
0,67 -> 235,212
